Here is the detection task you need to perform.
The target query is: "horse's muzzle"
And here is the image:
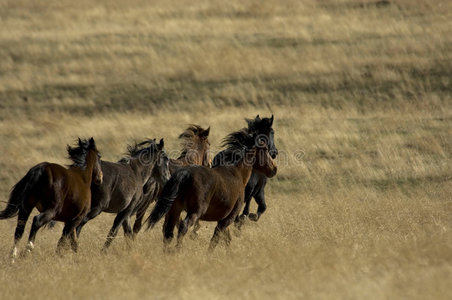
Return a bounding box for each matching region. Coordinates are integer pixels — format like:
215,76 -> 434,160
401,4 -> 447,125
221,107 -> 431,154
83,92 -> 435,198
94,174 -> 103,185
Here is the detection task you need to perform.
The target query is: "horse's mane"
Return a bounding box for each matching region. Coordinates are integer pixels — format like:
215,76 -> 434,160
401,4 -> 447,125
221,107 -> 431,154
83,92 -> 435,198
67,138 -> 94,168
221,129 -> 253,152
118,139 -> 158,164
245,115 -> 273,134
177,125 -> 209,160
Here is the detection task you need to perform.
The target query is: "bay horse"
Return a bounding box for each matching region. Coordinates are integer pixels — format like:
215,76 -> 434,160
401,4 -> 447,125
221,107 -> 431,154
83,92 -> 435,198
212,115 -> 278,223
0,138 -> 103,261
169,125 -> 211,172
132,125 -> 211,236
74,139 -> 170,251
145,130 -> 277,251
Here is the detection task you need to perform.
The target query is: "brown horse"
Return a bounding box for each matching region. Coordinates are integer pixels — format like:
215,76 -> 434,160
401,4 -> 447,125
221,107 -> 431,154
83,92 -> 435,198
145,130 -> 277,251
0,138 -> 102,262
133,125 -> 210,236
169,125 -> 211,172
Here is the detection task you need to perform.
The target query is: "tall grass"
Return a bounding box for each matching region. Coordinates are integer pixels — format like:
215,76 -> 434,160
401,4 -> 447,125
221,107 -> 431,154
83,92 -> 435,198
0,0 -> 451,299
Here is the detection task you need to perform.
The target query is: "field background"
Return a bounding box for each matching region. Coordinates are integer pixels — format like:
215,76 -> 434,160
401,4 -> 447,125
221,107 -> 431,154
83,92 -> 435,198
0,0 -> 451,299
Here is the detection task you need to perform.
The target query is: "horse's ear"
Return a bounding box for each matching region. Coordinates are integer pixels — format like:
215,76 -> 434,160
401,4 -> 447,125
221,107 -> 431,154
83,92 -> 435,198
89,137 -> 96,148
202,127 -> 210,138
256,114 -> 261,121
158,138 -> 164,150
270,115 -> 274,126
246,118 -> 254,128
78,138 -> 83,146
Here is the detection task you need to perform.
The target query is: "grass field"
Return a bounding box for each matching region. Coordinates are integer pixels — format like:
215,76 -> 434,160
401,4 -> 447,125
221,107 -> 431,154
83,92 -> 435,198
0,0 -> 451,299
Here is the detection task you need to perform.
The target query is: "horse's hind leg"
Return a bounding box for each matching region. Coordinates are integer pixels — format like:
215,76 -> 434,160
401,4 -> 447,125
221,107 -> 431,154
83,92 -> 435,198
26,209 -> 55,253
69,228 -> 78,253
209,198 -> 242,252
162,205 -> 183,252
190,220 -> 202,240
11,207 -> 33,263
57,221 -> 77,255
177,213 -> 200,249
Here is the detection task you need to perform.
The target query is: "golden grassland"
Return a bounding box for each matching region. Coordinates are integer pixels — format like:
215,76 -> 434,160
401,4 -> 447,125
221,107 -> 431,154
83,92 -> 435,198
0,0 -> 451,299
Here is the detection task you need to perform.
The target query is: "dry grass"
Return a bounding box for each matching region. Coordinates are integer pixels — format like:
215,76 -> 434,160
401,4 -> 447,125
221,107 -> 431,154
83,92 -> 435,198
0,0 -> 451,299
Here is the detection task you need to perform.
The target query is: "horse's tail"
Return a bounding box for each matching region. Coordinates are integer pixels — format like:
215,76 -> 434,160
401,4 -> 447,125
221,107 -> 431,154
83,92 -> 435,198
146,169 -> 191,230
0,164 -> 43,219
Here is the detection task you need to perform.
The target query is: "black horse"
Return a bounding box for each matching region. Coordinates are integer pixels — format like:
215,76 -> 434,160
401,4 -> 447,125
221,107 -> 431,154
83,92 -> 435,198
211,115 -> 278,222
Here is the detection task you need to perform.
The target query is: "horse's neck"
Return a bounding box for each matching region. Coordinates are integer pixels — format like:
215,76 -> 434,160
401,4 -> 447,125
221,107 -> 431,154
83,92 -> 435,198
80,151 -> 96,184
234,159 -> 254,186
178,146 -> 206,166
129,158 -> 154,184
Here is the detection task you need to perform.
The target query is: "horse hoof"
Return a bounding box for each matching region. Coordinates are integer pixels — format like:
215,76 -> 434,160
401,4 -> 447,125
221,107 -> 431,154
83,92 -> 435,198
189,231 -> 199,240
248,213 -> 259,221
238,215 -> 248,222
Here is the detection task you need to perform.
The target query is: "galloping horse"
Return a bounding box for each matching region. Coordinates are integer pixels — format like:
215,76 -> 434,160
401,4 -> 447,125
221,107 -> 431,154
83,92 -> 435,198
131,125 -> 211,236
0,138 -> 103,261
74,139 -> 170,251
146,130 -> 277,251
212,115 -> 278,223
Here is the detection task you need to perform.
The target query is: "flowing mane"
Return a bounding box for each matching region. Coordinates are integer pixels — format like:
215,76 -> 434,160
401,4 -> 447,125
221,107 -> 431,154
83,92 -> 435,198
67,138 -> 96,169
221,129 -> 253,152
177,125 -> 210,161
118,139 -> 158,164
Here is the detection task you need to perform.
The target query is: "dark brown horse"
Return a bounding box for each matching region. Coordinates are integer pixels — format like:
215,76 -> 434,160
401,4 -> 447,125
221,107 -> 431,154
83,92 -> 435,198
212,115 -> 278,223
74,139 -> 170,251
132,125 -> 210,236
0,138 -> 103,262
145,130 -> 277,251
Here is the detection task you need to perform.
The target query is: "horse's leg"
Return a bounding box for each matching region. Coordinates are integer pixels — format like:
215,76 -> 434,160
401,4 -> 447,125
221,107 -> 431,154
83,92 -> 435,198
69,228 -> 78,253
235,185 -> 254,229
209,198 -> 242,252
177,213 -> 200,249
76,206 -> 103,237
102,208 -> 132,252
122,216 -> 133,249
132,200 -> 152,239
11,207 -> 33,263
241,184 -> 254,217
57,221 -> 77,255
249,188 -> 266,222
162,205 -> 182,252
189,220 -> 202,240
26,209 -> 55,253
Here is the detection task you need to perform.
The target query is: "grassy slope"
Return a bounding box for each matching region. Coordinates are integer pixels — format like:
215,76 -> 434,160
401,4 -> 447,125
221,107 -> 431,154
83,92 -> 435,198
0,0 -> 451,299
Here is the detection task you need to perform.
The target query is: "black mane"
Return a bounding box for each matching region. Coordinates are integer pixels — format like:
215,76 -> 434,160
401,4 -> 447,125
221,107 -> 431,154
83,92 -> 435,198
119,139 -> 158,164
67,138 -> 94,168
245,115 -> 273,134
221,129 -> 253,152
212,115 -> 275,167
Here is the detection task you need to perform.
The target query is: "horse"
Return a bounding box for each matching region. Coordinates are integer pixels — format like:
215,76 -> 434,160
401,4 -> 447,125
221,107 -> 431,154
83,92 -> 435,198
145,130 -> 277,251
74,138 -> 170,251
132,125 -> 211,236
212,115 -> 278,223
0,138 -> 103,262
169,125 -> 211,172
